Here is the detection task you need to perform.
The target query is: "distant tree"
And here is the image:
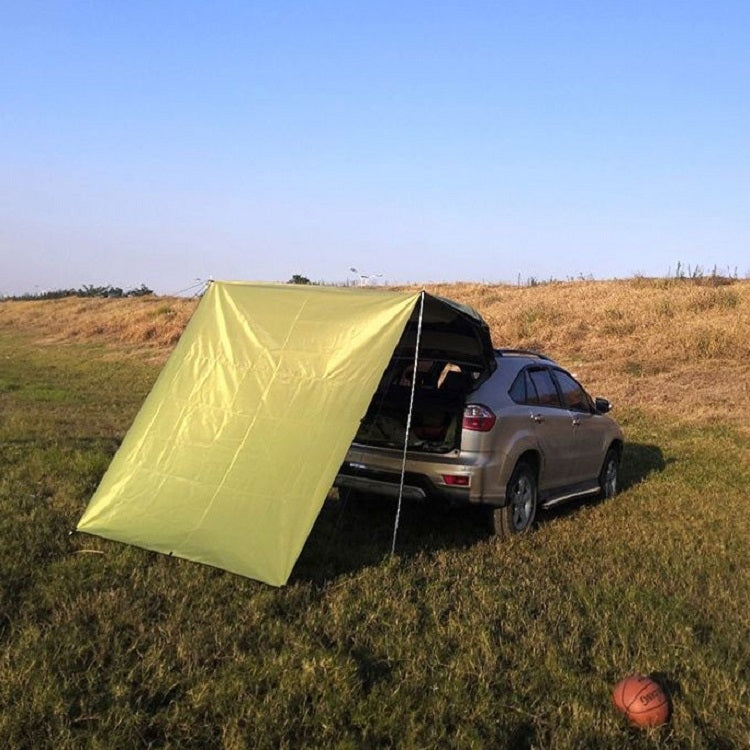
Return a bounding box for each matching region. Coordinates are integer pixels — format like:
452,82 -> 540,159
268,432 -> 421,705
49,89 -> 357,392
288,274 -> 311,285
3,283 -> 156,301
126,284 -> 154,297
80,284 -> 107,297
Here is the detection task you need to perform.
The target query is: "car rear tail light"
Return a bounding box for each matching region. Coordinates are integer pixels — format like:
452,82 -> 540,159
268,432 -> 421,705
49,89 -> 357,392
442,474 -> 470,486
463,404 -> 496,432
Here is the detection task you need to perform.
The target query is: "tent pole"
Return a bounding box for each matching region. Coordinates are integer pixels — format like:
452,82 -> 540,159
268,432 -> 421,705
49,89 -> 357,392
391,290 -> 425,555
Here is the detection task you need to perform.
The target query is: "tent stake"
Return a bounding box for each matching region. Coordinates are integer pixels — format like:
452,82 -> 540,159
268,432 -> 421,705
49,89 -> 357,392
391,290 -> 425,555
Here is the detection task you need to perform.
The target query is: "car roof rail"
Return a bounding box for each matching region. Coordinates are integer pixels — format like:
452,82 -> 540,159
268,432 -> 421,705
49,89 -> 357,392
494,348 -> 552,360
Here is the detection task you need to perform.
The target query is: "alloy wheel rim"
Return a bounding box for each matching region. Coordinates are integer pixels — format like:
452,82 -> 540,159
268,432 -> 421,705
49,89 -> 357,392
512,476 -> 534,529
604,460 -> 617,496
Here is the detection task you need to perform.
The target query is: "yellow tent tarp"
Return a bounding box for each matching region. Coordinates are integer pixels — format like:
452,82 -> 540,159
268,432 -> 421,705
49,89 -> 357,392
77,282 -> 420,586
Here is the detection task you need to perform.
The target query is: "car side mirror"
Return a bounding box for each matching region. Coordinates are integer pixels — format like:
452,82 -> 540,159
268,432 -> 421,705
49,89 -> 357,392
595,397 -> 612,414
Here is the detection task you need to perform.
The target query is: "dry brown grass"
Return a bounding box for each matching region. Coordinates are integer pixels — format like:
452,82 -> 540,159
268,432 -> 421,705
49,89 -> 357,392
2,279 -> 749,429
0,295 -> 198,362
413,279 -> 750,432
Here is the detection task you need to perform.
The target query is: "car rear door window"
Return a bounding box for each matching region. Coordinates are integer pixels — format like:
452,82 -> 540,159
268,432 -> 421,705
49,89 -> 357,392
528,368 -> 562,408
510,367 -> 564,408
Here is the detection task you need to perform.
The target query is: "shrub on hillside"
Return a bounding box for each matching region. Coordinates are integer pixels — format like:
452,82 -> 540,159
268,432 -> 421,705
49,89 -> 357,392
4,284 -> 154,301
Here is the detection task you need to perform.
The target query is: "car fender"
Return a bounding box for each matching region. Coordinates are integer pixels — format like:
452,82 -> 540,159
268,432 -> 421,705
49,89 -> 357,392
483,432 -> 542,505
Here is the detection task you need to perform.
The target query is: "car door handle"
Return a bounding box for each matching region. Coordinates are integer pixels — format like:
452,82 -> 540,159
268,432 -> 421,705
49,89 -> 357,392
571,418 -> 581,427
531,413 -> 544,424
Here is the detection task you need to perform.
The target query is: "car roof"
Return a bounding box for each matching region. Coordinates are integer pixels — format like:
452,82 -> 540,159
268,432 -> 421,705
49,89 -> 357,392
494,348 -> 552,360
493,349 -> 559,367
471,349 -> 563,394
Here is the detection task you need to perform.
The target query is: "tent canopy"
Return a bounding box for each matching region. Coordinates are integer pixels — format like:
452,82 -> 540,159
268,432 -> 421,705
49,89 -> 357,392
77,282 -> 494,585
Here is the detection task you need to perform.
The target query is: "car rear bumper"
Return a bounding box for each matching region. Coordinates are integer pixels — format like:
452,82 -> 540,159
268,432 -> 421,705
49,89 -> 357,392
334,443 -> 498,506
334,463 -> 471,504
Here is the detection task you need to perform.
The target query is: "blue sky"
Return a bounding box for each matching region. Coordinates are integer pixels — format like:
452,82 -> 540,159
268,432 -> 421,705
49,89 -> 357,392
2,2 -> 749,294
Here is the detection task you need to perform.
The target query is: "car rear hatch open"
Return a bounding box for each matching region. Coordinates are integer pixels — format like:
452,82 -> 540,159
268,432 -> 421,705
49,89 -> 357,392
353,293 -> 496,454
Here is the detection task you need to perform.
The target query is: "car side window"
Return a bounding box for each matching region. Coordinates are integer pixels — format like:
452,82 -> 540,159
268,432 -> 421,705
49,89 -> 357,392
509,369 -> 541,405
528,368 -> 562,408
509,371 -> 528,403
553,369 -> 593,413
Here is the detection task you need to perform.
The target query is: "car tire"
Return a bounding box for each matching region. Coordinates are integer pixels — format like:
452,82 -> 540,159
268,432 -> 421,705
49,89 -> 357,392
599,448 -> 619,499
489,462 -> 538,538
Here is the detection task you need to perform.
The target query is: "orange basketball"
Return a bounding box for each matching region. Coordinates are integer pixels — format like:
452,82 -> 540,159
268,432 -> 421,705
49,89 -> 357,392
611,674 -> 670,727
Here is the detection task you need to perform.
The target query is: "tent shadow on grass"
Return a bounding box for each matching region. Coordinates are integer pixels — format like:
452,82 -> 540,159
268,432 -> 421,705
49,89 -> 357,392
291,493 -> 492,584
292,442 -> 667,584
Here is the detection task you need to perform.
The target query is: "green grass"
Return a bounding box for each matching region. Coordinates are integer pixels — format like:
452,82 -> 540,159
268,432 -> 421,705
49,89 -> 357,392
1,332 -> 748,749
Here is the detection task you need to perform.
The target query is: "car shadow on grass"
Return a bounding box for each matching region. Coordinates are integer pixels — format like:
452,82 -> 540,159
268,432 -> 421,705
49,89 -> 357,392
619,442 -> 667,491
293,442 -> 668,585
537,441 -> 668,525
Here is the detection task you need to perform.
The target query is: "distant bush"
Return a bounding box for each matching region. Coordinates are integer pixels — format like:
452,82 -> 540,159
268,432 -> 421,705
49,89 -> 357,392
287,274 -> 312,285
4,284 -> 154,301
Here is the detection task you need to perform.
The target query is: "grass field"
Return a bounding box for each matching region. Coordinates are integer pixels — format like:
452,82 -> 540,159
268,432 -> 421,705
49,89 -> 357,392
1,280 -> 748,748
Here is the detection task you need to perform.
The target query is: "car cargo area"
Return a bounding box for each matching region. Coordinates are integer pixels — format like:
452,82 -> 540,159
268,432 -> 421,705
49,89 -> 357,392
353,358 -> 477,454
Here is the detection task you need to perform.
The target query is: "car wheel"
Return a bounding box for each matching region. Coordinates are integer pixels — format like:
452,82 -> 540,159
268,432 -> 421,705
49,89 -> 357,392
599,448 -> 619,499
490,462 -> 538,538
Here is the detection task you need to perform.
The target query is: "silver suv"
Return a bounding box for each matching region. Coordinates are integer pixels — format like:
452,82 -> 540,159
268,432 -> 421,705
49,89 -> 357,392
335,349 -> 623,537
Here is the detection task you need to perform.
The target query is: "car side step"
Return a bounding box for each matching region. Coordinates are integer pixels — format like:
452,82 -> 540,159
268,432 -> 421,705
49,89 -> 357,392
540,486 -> 600,510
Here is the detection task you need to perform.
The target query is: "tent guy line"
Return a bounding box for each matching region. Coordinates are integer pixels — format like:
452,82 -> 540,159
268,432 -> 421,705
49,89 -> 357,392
392,290 -> 426,555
